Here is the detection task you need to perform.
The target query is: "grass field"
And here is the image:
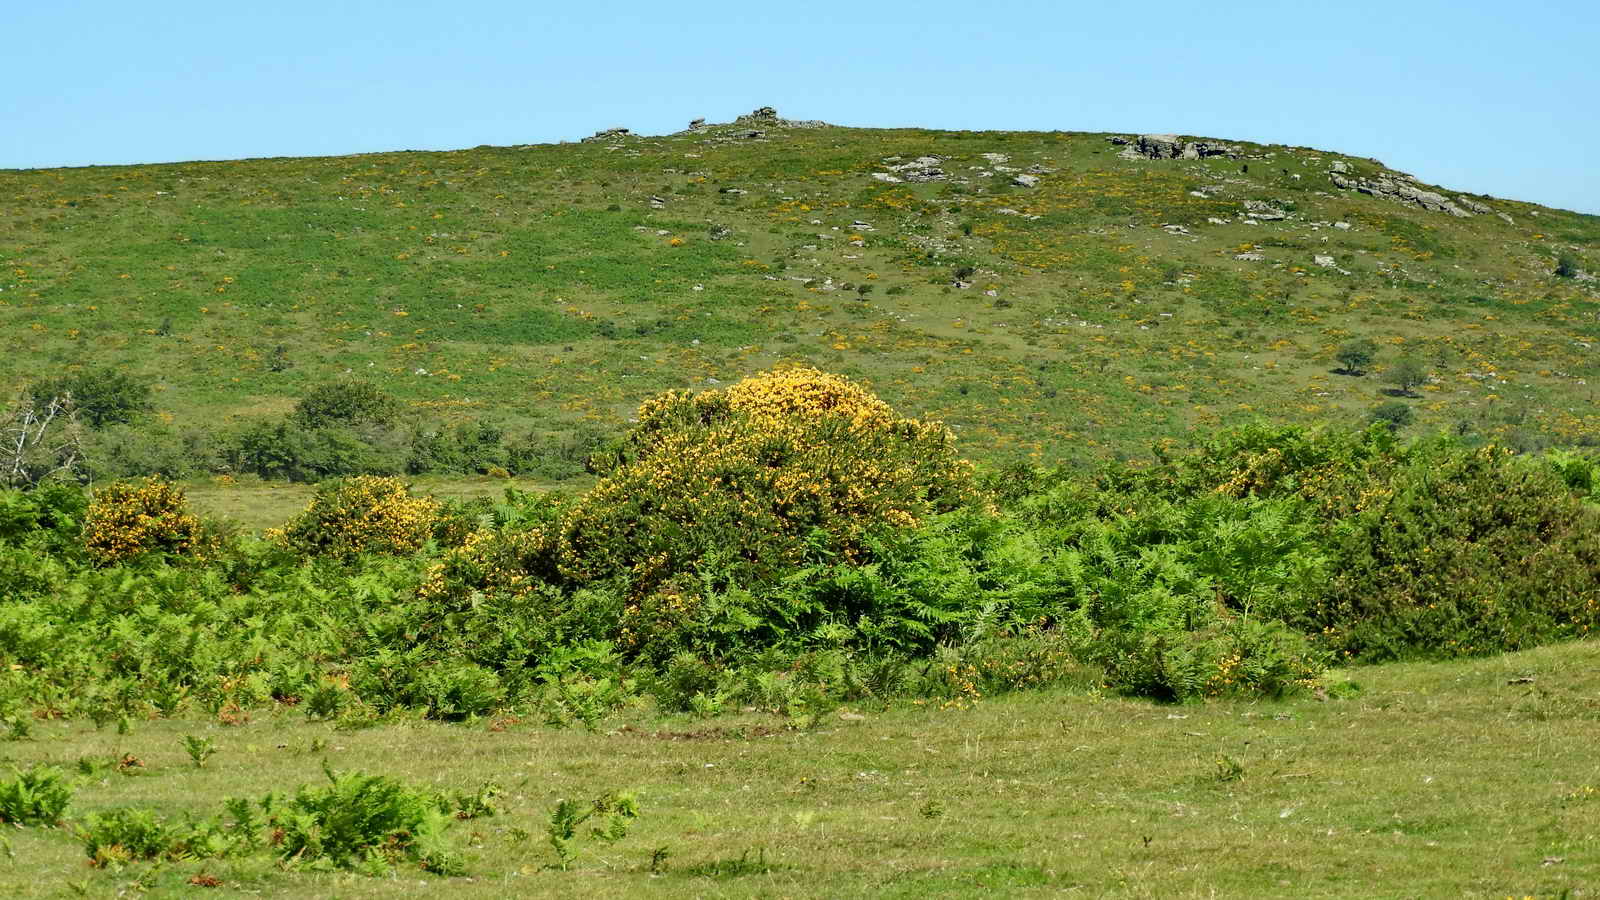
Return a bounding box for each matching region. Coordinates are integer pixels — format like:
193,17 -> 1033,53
1,640 -> 1594,897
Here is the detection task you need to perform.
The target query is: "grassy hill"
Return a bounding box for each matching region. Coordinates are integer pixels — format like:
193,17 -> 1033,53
5,109 -> 1598,476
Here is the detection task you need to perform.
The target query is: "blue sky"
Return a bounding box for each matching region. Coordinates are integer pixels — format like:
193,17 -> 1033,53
6,0 -> 1597,213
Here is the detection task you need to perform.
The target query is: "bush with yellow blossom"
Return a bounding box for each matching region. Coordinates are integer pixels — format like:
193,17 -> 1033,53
276,476 -> 439,559
82,477 -> 220,565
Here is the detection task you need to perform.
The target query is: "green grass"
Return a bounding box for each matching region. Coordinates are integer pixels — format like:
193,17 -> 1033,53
4,120 -> 1597,475
0,639 -> 1594,897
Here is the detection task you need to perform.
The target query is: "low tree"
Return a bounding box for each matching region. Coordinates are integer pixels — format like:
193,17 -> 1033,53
1335,338 -> 1378,376
1386,357 -> 1428,397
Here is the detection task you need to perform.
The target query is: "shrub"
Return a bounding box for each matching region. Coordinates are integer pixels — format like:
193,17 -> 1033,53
1368,401 -> 1414,431
559,367 -> 976,606
78,807 -> 192,868
82,477 -> 219,565
291,380 -> 401,430
232,420 -> 407,482
1555,252 -> 1581,279
0,764 -> 72,825
276,476 -> 439,559
29,368 -> 152,429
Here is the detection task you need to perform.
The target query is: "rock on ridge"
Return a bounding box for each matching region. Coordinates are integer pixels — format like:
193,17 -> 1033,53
1117,134 -> 1241,160
1330,171 -> 1478,217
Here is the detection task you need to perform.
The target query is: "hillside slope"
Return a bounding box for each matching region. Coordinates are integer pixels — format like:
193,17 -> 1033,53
4,109 -> 1598,469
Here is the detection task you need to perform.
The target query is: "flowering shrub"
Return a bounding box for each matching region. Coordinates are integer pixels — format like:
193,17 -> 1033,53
560,367 -> 976,593
82,477 -> 216,565
276,476 -> 439,559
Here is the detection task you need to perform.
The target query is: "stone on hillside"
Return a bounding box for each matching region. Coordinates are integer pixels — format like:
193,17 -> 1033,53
982,152 -> 1010,164
1498,212 -> 1515,225
1027,164 -> 1057,175
1330,171 -> 1472,216
1012,174 -> 1040,188
1235,251 -> 1265,261
1334,221 -> 1352,230
689,117 -> 706,130
1330,160 -> 1350,174
582,126 -> 632,143
1106,135 -> 1131,145
1457,196 -> 1493,215
1128,134 -> 1242,160
1243,199 -> 1288,220
1314,254 -> 1336,267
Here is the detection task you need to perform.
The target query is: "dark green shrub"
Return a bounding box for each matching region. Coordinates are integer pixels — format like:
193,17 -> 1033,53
232,420 -> 407,482
0,764 -> 72,825
1369,401 -> 1414,431
1555,252 -> 1581,278
407,421 -> 508,475
1311,444 -> 1600,660
30,368 -> 152,429
78,807 -> 187,867
292,380 -> 402,430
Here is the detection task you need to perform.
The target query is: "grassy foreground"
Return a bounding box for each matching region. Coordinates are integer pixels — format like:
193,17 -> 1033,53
2,640 -> 1594,898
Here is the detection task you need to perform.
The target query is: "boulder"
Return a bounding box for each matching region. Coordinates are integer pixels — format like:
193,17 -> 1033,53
1128,134 -> 1242,160
1243,199 -> 1289,221
1330,172 -> 1473,216
581,126 -> 632,143
1012,174 -> 1040,188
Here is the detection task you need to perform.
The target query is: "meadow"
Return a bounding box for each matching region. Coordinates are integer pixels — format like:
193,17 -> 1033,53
2,113 -> 1599,896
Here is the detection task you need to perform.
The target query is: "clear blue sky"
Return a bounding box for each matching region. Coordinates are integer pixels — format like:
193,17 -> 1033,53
6,0 -> 1597,214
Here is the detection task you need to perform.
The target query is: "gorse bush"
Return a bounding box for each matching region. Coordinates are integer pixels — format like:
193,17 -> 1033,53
82,477 -> 220,565
561,367 -> 976,597
276,476 -> 439,559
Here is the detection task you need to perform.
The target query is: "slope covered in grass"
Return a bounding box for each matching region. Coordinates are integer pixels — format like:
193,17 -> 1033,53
4,112 -> 1598,471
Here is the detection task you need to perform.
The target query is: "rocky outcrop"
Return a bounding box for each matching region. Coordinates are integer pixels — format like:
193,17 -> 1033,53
876,155 -> 947,183
581,126 -> 635,143
733,106 -> 830,129
1243,199 -> 1289,221
1120,134 -> 1242,160
1330,171 -> 1474,217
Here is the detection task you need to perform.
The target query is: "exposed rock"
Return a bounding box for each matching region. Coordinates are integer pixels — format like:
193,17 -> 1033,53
1012,174 -> 1040,188
1026,164 -> 1057,175
883,155 -> 946,183
871,172 -> 902,183
582,126 -> 633,143
1106,135 -> 1131,145
648,195 -> 666,209
1314,254 -> 1336,267
1235,251 -> 1265,261
1334,221 -> 1352,230
982,152 -> 1010,164
731,106 -> 830,129
1456,196 -> 1493,215
1330,160 -> 1350,175
1498,212 -> 1515,225
688,117 -> 706,130
731,129 -> 765,140
1128,134 -> 1242,160
1330,171 -> 1472,216
1243,199 -> 1289,220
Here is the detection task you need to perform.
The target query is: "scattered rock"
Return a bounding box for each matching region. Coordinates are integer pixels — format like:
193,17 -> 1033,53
1329,160 -> 1350,174
1314,254 -> 1336,267
1243,199 -> 1289,220
731,129 -> 765,140
981,152 -> 1010,164
1334,221 -> 1352,230
1235,251 -> 1265,261
1456,196 -> 1493,215
871,172 -> 902,183
1207,217 -> 1230,225
1330,171 -> 1473,216
688,117 -> 706,130
731,106 -> 829,129
1498,212 -> 1515,225
649,195 -> 666,209
1012,173 -> 1040,188
1163,224 -> 1191,235
1106,135 -> 1131,145
1026,164 -> 1057,175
